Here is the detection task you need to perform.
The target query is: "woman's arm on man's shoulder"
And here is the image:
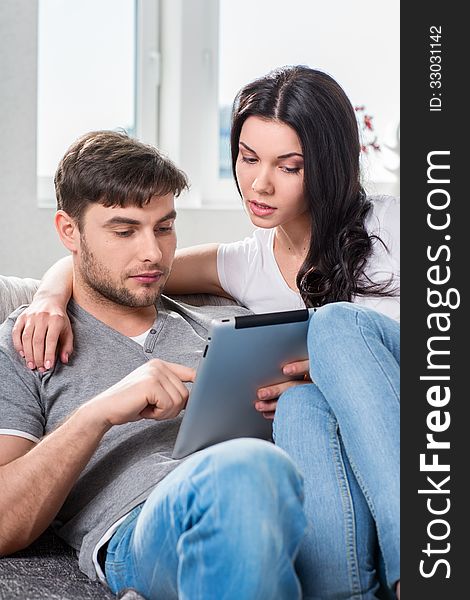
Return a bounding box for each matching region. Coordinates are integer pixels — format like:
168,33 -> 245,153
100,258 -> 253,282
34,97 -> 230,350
11,256 -> 74,371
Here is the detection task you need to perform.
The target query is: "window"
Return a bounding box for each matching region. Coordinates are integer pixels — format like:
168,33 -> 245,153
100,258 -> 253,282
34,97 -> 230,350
160,0 -> 400,206
37,0 -> 159,207
37,0 -> 399,208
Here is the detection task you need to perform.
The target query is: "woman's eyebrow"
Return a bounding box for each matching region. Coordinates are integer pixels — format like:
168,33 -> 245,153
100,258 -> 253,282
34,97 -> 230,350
239,141 -> 257,154
277,152 -> 304,159
239,141 -> 303,160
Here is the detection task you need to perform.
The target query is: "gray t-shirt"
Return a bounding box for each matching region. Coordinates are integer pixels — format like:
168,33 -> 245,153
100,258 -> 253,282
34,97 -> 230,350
0,296 -> 250,579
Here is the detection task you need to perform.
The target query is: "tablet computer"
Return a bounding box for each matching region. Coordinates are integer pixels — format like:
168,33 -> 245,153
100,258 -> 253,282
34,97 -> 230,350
172,308 -> 315,459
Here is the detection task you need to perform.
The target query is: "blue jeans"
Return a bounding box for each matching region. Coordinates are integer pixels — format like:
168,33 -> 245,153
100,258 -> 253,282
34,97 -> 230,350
273,302 -> 400,599
105,438 -> 307,600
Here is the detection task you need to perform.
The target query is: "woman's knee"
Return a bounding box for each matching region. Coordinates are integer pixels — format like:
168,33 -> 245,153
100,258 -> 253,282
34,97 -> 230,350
309,301 -> 396,339
274,384 -> 332,442
308,302 -> 399,364
309,302 -> 356,339
276,384 -> 330,419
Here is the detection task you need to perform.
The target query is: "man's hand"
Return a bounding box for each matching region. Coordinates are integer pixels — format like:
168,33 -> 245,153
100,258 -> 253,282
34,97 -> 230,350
0,358 -> 195,556
255,359 -> 312,420
12,296 -> 74,372
85,359 -> 196,427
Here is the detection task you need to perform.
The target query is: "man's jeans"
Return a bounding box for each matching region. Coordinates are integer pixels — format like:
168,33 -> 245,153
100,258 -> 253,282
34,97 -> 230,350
105,438 -> 307,600
106,302 -> 399,599
274,302 -> 399,599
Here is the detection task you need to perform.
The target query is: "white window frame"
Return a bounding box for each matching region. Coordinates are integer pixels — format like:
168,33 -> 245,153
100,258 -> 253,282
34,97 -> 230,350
159,0 -> 239,208
37,0 -> 160,208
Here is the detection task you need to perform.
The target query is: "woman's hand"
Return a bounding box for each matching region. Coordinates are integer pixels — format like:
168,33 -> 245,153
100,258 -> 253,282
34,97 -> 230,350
282,359 -> 310,379
12,295 -> 74,372
255,359 -> 312,419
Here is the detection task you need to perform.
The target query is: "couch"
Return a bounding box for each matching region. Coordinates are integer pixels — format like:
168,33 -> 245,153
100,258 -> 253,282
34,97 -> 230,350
0,275 -> 236,600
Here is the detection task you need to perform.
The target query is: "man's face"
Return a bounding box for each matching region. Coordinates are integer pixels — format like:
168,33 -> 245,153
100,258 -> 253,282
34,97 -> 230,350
76,193 -> 177,308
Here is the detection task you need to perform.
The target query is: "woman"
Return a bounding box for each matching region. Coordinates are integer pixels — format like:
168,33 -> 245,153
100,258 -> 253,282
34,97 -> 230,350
13,66 -> 400,599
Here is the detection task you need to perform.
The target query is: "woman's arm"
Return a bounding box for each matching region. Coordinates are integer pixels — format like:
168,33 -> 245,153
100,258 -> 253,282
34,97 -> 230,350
11,245 -> 229,369
164,243 -> 230,297
11,256 -> 74,371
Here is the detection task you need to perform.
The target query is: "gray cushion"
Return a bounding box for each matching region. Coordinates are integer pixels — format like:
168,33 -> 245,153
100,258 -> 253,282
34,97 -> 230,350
0,527 -> 116,599
0,275 -> 40,322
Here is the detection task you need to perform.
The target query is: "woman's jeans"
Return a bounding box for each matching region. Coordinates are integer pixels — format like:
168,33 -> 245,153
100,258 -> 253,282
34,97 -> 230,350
105,438 -> 307,600
105,302 -> 399,599
273,302 -> 400,599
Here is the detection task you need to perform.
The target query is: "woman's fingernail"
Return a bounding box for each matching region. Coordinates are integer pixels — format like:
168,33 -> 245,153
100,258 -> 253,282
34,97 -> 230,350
258,390 -> 268,400
283,366 -> 294,375
38,367 -> 45,374
45,360 -> 51,369
27,362 -> 35,369
63,353 -> 69,364
19,350 -> 25,358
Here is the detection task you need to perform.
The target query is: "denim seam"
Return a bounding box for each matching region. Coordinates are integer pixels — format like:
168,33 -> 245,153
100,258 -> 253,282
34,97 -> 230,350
175,475 -> 202,542
178,460 -> 218,599
329,418 -> 362,600
343,446 -> 378,523
359,329 -> 399,406
161,476 -> 199,599
355,311 -> 400,404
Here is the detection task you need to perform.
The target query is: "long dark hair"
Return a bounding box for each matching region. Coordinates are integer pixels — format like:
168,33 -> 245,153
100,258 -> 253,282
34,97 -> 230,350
230,65 -> 394,308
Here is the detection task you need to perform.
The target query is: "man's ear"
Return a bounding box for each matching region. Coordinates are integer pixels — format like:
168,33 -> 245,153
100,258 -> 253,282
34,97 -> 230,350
55,211 -> 80,252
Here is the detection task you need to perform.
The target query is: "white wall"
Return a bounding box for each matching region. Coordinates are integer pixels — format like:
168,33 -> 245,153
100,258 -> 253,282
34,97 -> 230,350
0,0 -> 64,278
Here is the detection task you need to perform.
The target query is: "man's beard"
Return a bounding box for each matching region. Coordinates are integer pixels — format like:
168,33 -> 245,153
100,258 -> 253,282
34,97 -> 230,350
79,235 -> 166,308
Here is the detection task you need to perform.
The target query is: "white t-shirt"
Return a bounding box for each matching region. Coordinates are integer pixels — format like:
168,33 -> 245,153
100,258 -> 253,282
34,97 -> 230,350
217,195 -> 400,321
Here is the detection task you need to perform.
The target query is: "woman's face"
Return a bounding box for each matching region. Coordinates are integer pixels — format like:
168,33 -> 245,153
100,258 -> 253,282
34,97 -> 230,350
235,116 -> 308,228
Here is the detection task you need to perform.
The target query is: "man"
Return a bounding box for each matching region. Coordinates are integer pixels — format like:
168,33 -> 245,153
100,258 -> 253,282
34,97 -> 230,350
0,131 -> 307,599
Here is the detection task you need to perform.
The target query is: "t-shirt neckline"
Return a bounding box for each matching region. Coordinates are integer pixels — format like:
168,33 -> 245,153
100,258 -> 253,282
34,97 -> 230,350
266,228 -> 304,300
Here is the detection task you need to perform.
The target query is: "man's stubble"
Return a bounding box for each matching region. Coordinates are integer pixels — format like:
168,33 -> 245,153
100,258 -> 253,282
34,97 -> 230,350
78,234 -> 166,308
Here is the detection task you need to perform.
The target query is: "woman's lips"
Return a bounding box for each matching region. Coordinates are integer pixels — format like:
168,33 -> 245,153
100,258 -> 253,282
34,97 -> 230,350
248,200 -> 277,217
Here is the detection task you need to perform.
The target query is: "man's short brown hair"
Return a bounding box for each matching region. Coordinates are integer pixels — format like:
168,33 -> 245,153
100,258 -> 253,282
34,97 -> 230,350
55,130 -> 189,227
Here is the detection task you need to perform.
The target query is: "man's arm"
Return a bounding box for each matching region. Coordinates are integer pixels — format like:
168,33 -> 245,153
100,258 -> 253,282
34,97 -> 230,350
0,359 -> 195,556
0,407 -> 109,555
